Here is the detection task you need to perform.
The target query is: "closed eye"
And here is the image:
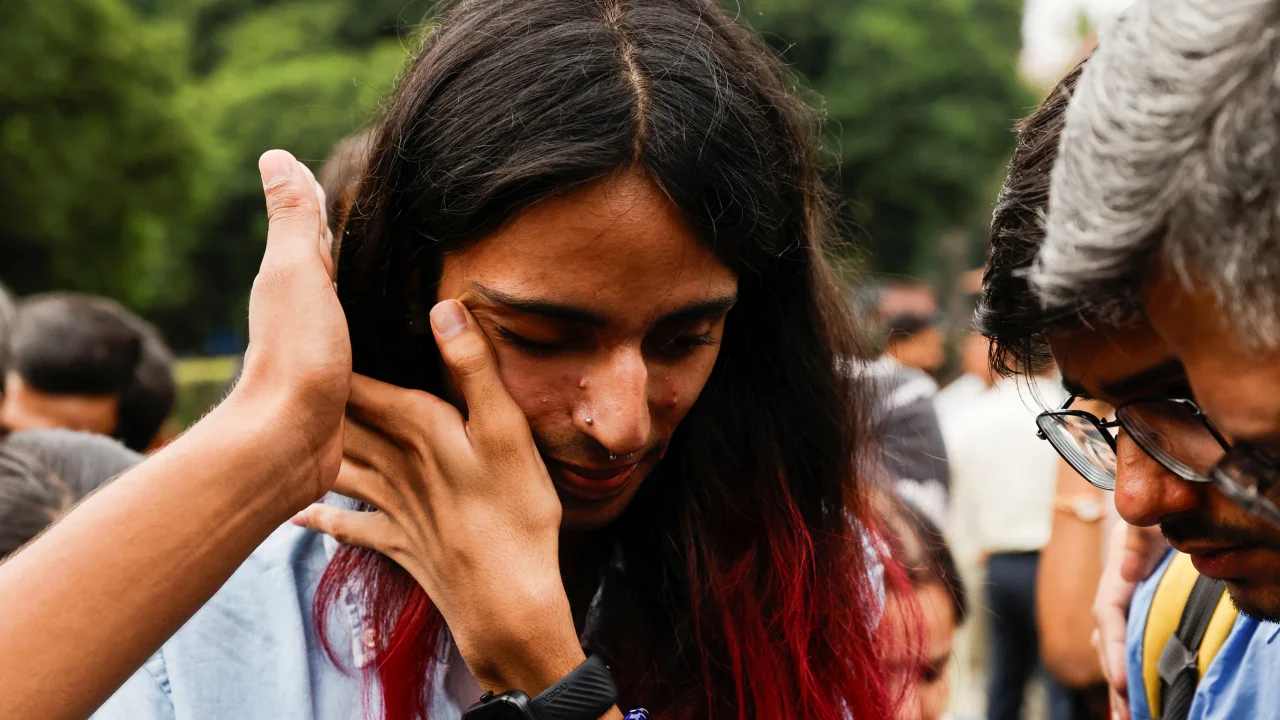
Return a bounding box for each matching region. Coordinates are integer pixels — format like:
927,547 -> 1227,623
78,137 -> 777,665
646,329 -> 719,359
493,326 -> 566,356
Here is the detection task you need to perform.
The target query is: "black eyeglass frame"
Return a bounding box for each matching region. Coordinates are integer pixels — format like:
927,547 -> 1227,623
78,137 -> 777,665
1036,394 -> 1280,526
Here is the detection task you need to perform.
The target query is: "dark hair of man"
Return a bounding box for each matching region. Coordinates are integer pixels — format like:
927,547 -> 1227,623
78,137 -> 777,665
323,0 -> 892,717
11,294 -> 175,451
975,61 -> 1086,375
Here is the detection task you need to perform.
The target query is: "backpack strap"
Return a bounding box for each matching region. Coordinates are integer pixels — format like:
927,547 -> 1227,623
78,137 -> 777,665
1157,574 -> 1225,720
1141,553 -> 1239,719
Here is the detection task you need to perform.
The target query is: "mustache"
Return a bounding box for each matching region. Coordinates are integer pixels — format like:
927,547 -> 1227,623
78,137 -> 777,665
1162,515 -> 1274,548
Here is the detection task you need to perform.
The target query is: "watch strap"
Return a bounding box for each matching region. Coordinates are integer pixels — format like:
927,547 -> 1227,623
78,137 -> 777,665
529,653 -> 618,720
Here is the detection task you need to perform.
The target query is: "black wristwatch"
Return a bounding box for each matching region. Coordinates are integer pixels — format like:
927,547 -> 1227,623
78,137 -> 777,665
462,653 -> 618,720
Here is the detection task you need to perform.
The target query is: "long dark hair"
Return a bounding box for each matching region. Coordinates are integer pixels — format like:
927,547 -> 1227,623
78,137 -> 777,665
321,1 -> 893,717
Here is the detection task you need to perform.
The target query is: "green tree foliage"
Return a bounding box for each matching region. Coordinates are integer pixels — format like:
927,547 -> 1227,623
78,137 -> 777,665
750,0 -> 1032,275
3,0 -> 1031,351
0,0 -> 202,313
172,1 -> 406,348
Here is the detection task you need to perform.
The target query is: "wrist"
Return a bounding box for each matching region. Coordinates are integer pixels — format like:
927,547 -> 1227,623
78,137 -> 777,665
208,389 -> 332,514
455,592 -> 585,695
1054,493 -> 1106,523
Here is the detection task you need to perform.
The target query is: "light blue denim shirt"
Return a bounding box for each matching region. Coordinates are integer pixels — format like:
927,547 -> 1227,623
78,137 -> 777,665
93,499 -> 882,719
92,498 -> 480,720
1126,550 -> 1280,720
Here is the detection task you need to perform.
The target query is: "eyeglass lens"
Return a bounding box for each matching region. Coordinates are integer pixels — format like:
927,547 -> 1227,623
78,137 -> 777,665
1037,413 -> 1117,490
1116,400 -> 1225,483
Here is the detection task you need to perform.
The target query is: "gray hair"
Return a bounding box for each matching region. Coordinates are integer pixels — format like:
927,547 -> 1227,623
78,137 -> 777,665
1030,0 -> 1280,348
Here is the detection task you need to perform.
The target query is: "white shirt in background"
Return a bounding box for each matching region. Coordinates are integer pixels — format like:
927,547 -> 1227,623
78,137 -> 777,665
945,374 -> 1065,555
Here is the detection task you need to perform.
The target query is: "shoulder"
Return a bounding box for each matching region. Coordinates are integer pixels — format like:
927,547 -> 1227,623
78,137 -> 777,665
6,429 -> 141,499
96,522 -> 363,719
1193,617 -> 1280,717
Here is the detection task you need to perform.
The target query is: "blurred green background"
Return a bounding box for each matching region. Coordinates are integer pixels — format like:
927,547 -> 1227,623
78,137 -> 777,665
1,0 -> 1043,412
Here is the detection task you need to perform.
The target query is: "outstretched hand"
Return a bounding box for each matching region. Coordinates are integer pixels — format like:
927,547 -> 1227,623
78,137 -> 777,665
291,300 -> 585,696
233,150 -> 351,509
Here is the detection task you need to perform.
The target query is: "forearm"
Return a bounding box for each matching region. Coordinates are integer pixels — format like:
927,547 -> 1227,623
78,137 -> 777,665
0,392 -> 311,720
1036,465 -> 1106,687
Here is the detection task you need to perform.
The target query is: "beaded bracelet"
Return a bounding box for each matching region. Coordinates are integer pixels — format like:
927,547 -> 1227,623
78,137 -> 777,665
624,710 -> 650,720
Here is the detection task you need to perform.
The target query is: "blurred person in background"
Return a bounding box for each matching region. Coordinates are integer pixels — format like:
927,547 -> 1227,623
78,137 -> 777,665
982,16 -> 1280,716
935,268 -> 998,423
882,492 -> 970,720
0,284 -> 14,393
944,355 -> 1068,720
880,282 -> 948,377
2,293 -> 175,452
858,283 -> 952,526
0,429 -> 142,558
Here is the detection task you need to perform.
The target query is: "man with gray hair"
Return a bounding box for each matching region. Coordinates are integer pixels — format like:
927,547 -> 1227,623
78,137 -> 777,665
1033,0 -> 1280,537
977,10 -> 1280,713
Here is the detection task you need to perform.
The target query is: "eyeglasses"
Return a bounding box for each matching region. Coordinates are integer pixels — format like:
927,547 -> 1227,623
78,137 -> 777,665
1036,395 -> 1280,526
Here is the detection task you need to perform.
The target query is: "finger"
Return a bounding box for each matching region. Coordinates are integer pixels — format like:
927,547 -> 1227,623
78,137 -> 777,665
291,503 -> 400,555
1120,524 -> 1168,583
331,458 -> 395,511
258,150 -> 326,276
343,414 -> 408,471
429,300 -> 524,437
346,373 -> 460,448
295,162 -> 335,277
1111,688 -> 1130,720
1091,628 -> 1107,674
1105,628 -> 1129,695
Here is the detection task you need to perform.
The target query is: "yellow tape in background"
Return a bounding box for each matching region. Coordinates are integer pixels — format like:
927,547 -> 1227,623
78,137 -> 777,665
173,356 -> 239,387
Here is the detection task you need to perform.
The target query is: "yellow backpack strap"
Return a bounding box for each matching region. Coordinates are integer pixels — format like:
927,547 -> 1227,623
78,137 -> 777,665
1142,553 -> 1239,718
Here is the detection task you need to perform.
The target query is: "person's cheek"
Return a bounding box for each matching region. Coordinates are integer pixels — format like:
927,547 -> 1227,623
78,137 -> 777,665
649,352 -> 719,430
921,675 -> 949,720
493,353 -> 577,427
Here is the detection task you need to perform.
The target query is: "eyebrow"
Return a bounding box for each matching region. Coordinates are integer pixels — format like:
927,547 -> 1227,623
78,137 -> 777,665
470,283 -> 737,329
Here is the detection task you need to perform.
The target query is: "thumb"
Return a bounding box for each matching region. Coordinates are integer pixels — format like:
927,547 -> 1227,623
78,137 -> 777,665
430,299 -> 522,437
258,150 -> 330,279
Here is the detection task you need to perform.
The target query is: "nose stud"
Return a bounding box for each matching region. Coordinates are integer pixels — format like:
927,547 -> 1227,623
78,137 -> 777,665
584,416 -> 593,426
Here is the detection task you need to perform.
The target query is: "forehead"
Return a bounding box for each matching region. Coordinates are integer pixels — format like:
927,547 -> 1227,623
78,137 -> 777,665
441,171 -> 737,318
1048,321 -> 1172,402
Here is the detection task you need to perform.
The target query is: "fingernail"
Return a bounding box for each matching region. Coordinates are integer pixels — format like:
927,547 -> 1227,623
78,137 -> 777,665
259,150 -> 294,189
290,508 -> 310,526
430,300 -> 467,337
